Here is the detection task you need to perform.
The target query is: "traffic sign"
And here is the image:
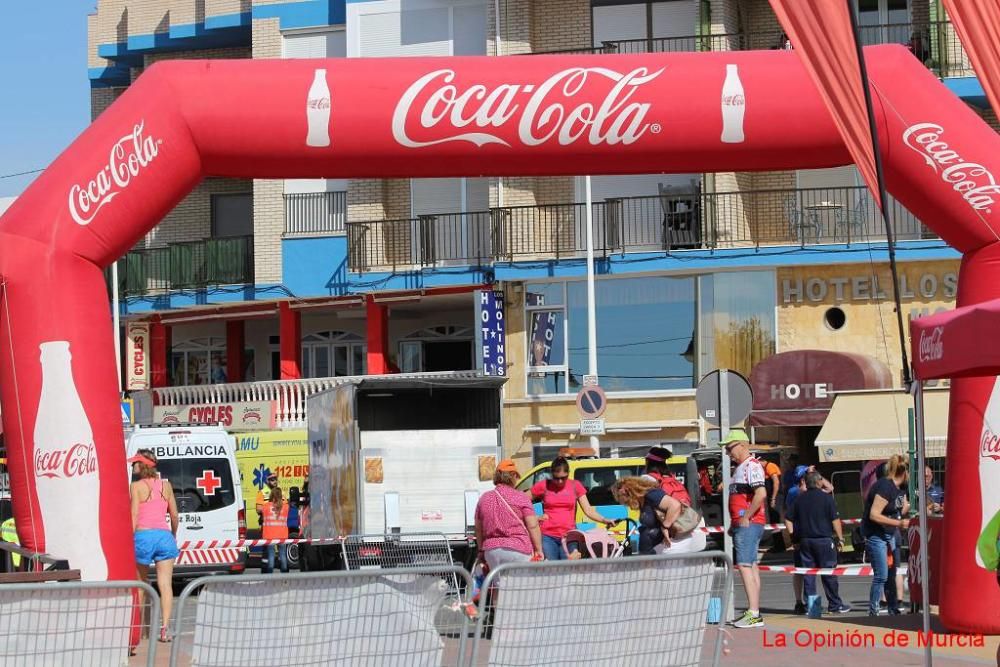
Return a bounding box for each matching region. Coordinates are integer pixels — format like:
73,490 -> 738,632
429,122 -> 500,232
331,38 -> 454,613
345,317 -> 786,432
121,399 -> 134,426
576,384 -> 607,419
579,418 -> 606,436
695,370 -> 752,427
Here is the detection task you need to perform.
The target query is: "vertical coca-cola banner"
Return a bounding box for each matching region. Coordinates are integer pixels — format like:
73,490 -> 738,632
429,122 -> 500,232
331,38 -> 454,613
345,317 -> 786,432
125,322 -> 150,391
0,50 -> 997,631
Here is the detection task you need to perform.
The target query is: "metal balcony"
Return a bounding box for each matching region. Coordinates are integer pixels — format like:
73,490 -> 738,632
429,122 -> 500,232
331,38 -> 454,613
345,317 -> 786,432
346,186 -> 937,271
532,21 -> 972,78
284,191 -> 347,236
116,235 -> 254,297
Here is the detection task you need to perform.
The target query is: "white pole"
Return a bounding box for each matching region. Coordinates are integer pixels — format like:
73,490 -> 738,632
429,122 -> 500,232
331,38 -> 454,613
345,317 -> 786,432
913,381 -> 932,667
111,260 -> 122,393
584,175 -> 599,457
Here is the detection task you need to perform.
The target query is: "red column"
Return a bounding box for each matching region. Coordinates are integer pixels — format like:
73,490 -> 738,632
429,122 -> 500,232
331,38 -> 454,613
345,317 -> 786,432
278,301 -> 301,380
366,295 -> 389,375
149,315 -> 171,388
226,320 -> 245,383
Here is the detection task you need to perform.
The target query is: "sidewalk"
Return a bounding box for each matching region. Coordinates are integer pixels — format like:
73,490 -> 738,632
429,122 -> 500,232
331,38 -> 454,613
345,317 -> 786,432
715,612 -> 1000,666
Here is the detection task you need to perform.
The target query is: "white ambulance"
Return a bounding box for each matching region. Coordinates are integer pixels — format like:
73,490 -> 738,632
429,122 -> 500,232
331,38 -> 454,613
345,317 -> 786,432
126,424 -> 248,577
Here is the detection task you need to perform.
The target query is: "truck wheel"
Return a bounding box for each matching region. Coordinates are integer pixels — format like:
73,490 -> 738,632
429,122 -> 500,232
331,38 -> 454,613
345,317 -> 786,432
287,543 -> 300,570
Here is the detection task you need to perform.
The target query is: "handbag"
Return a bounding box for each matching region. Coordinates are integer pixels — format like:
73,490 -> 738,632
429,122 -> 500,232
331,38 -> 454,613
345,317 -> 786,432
657,503 -> 702,537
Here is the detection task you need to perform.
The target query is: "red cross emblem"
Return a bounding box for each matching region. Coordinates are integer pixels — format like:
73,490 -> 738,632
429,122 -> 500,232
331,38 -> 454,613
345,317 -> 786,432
196,470 -> 222,496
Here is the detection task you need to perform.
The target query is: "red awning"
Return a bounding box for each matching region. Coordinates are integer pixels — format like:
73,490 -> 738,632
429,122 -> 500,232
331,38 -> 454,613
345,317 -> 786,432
749,350 -> 893,426
910,299 -> 1000,380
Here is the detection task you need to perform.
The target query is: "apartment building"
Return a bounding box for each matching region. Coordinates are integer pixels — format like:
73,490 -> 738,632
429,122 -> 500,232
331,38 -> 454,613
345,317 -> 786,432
88,0 -> 991,464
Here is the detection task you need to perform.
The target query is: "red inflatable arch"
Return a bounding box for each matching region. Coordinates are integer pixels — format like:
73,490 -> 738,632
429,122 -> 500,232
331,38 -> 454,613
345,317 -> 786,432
1,45 -> 998,632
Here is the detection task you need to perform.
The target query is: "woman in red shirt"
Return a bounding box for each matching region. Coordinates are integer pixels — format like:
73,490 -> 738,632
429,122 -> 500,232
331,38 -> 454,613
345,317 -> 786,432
531,457 -> 615,560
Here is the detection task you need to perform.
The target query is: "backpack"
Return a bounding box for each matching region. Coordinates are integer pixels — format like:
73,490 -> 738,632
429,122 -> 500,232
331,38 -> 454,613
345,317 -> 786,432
658,473 -> 693,507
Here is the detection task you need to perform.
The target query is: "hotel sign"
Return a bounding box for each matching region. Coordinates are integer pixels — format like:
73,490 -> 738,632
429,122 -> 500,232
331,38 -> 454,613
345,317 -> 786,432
782,271 -> 957,304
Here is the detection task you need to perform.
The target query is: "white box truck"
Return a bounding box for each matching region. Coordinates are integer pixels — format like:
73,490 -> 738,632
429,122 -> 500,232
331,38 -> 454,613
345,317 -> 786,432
302,375 -> 505,570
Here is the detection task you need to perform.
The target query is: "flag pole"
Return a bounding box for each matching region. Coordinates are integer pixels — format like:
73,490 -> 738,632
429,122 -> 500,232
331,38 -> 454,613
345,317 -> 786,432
847,1 -> 912,388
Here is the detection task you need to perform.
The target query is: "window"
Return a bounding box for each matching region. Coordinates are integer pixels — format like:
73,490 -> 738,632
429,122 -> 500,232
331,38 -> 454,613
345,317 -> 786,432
855,0 -> 911,46
576,464 -> 644,506
211,194 -> 253,238
157,457 -> 236,513
591,0 -> 699,46
698,272 -> 776,380
398,326 -> 474,373
301,331 -> 366,378
525,271 -> 777,395
171,337 -> 227,386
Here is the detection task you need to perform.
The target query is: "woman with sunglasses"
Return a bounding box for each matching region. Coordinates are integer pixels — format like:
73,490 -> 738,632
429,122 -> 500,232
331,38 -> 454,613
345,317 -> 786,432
531,456 -> 615,561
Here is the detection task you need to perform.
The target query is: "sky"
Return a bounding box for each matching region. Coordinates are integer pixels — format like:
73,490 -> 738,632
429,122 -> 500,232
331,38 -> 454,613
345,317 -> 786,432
0,3 -> 96,198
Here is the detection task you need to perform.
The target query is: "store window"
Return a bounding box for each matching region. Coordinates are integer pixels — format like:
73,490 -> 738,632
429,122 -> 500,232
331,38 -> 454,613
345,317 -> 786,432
698,272 -> 776,379
301,331 -> 366,378
525,271 -> 776,395
171,337 -> 227,386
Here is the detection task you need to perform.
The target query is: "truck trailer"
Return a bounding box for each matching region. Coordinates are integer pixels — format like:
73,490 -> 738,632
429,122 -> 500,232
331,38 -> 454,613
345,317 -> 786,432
301,374 -> 505,570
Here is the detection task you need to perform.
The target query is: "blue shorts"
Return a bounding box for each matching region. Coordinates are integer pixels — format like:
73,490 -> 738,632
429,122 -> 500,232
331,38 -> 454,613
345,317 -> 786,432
733,523 -> 765,566
134,529 -> 179,565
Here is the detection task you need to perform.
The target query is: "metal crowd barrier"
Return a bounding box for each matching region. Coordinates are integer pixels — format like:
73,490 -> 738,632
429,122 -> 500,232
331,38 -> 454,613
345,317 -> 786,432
0,579 -> 161,667
472,551 -> 732,667
339,532 -> 462,595
170,566 -> 474,667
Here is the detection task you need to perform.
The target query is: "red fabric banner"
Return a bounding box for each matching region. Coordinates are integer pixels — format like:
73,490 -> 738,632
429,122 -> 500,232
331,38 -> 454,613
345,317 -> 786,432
768,0 -> 882,209
941,0 -> 1000,118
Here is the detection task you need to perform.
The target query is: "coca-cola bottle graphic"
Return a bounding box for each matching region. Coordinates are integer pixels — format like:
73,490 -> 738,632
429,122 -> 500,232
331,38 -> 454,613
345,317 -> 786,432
306,68 -> 331,148
33,341 -> 107,580
976,377 -> 1000,569
721,64 -> 745,144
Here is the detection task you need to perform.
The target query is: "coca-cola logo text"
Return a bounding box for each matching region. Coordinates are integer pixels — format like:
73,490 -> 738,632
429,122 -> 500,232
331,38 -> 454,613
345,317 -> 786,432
68,121 -> 162,226
392,67 -> 664,149
307,97 -> 330,110
902,123 -> 999,214
34,443 -> 98,479
722,94 -> 745,107
918,326 -> 944,363
983,427 -> 1000,461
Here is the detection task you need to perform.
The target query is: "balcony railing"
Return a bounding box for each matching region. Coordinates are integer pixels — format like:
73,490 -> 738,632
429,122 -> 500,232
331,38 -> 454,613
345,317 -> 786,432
284,191 -> 347,236
146,370 -> 485,429
533,21 -> 972,78
117,235 -> 254,297
346,187 -> 937,271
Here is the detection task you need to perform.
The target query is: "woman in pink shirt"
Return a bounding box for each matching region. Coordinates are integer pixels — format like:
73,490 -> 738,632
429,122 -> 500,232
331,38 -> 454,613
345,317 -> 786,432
532,457 -> 615,560
475,459 -> 544,568
129,450 -> 179,644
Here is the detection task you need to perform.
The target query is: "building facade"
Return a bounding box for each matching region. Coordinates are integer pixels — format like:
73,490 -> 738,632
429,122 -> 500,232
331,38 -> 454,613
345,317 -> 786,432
88,0 -> 993,465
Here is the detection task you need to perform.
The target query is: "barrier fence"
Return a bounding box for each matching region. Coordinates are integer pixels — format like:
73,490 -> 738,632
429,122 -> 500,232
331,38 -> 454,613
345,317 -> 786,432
0,579 -> 161,667
472,551 -> 732,667
170,567 -> 473,667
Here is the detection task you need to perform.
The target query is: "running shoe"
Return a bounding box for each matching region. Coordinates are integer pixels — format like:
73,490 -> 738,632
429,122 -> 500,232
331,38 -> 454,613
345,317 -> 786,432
733,610 -> 765,628
793,602 -> 806,615
829,604 -> 853,614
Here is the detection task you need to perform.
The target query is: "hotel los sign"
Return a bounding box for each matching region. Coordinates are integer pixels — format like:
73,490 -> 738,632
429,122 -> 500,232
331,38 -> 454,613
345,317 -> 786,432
782,271 -> 957,304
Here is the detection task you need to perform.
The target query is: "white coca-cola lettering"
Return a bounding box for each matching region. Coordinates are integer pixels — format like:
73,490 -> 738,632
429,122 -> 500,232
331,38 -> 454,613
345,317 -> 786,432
918,326 -> 944,362
722,94 -> 745,106
34,442 -> 98,479
68,121 -> 161,226
902,123 -> 999,213
983,428 -> 1000,461
307,97 -> 330,110
392,67 -> 664,149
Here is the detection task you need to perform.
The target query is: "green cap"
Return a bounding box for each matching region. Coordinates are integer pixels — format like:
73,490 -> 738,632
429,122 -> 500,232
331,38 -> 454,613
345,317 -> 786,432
719,429 -> 750,447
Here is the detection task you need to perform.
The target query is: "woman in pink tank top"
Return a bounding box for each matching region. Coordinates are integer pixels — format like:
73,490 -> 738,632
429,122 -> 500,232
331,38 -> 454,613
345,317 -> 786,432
128,449 -> 179,645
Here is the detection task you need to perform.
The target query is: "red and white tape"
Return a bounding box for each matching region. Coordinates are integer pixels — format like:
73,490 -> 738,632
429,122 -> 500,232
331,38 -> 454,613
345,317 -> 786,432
177,548 -> 245,565
178,537 -> 343,551
758,564 -> 907,576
